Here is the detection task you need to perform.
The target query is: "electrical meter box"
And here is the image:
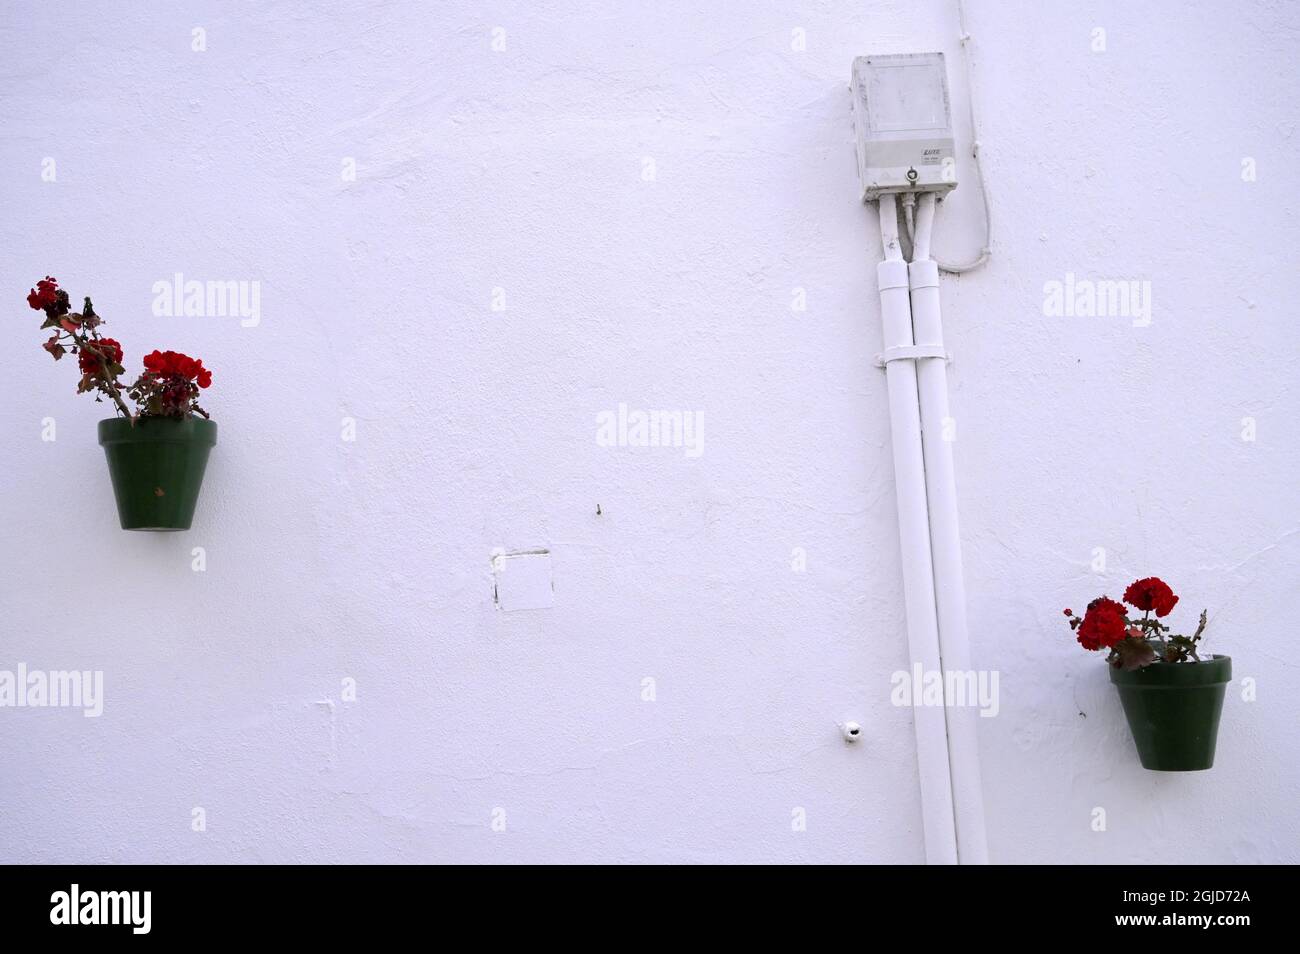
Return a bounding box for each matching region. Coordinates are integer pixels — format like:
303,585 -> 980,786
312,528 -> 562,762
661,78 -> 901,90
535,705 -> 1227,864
851,52 -> 957,201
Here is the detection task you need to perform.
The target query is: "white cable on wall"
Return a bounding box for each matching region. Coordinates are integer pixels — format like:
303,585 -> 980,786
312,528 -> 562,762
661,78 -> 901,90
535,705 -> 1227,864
934,0 -> 992,274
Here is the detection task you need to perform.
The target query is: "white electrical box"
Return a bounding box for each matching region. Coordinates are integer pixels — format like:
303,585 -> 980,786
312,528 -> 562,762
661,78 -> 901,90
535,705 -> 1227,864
851,52 -> 957,201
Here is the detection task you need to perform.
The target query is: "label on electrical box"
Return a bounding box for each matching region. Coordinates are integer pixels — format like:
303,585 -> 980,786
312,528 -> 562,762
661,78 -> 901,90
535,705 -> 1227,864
864,139 -> 953,169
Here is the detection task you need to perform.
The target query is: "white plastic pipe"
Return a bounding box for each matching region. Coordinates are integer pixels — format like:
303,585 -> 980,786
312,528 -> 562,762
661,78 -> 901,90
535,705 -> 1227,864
875,194 -> 959,865
909,192 -> 989,864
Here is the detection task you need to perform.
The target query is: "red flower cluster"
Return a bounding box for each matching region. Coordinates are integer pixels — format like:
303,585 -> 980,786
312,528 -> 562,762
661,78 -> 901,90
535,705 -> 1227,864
143,349 -> 212,389
24,276 -> 215,420
1065,576 -> 1207,670
78,337 -> 123,377
27,276 -> 59,311
1075,596 -> 1128,651
1123,577 -> 1178,617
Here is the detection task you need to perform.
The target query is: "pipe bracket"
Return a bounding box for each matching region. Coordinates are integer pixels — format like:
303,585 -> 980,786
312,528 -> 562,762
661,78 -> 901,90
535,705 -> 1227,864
875,344 -> 950,368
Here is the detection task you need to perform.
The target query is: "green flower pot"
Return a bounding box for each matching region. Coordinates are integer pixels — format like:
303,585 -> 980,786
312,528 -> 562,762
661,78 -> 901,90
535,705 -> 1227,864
98,417 -> 217,531
1109,655 -> 1231,771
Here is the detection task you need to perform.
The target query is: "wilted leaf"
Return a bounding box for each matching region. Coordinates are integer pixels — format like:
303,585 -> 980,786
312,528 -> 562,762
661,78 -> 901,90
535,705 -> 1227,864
1114,636 -> 1158,671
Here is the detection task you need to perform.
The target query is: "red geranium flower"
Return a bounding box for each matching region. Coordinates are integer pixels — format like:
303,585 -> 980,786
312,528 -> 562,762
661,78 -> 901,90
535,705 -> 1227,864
78,337 -> 123,376
1076,596 -> 1129,651
1123,577 -> 1179,617
27,276 -> 59,311
24,277 -> 216,422
143,349 -> 212,388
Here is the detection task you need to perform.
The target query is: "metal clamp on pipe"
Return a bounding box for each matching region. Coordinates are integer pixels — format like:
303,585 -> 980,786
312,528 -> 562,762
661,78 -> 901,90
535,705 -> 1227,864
875,344 -> 950,368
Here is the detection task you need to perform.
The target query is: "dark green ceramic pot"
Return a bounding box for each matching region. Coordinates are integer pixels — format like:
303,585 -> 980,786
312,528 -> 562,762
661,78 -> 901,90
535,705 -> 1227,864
98,417 -> 217,531
1109,655 -> 1231,771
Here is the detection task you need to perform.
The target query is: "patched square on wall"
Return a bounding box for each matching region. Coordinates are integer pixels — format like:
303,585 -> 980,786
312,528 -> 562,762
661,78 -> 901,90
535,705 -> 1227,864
492,549 -> 553,611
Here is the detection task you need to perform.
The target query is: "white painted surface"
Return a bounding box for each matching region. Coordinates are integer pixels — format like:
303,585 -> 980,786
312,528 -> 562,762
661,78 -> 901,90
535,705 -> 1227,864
0,1 -> 1296,864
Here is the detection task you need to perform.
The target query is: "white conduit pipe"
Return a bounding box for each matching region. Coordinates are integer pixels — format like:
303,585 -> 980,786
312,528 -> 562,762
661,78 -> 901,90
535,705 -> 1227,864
910,192 -> 989,864
875,193 -> 959,865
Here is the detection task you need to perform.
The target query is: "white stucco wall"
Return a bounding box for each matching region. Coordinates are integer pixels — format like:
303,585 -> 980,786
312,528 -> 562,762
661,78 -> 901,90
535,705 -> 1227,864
1,0 -> 1296,864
